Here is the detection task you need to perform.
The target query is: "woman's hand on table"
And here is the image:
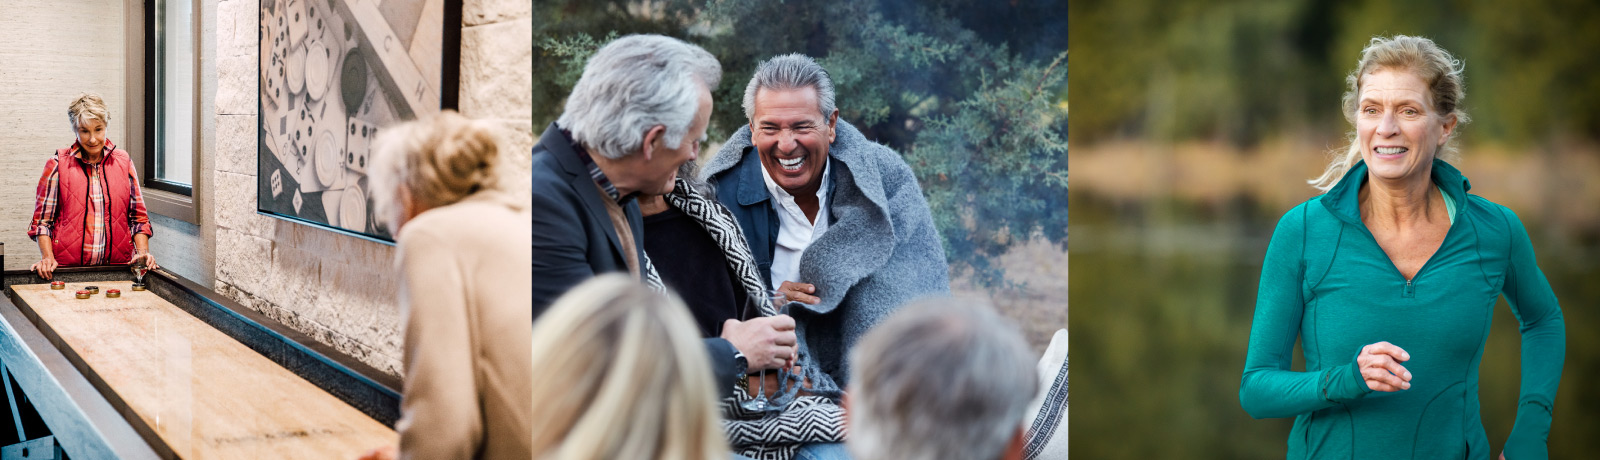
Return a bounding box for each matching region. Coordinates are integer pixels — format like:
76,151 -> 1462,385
132,251 -> 159,271
1357,341 -> 1412,392
31,258 -> 58,280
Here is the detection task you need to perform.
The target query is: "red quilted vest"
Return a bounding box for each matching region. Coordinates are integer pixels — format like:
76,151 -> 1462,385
49,142 -> 136,266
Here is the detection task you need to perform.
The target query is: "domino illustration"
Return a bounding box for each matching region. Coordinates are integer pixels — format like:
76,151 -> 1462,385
285,0 -> 308,47
345,118 -> 374,173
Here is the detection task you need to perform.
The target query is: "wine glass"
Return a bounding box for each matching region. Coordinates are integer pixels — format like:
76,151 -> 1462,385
739,289 -> 788,412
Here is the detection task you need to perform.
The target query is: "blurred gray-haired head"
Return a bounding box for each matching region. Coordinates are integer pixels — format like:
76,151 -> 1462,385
557,34 -> 722,160
848,299 -> 1039,460
742,53 -> 837,121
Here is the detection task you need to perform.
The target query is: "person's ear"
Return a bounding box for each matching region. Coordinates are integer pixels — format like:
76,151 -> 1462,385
826,110 -> 839,144
1438,113 -> 1458,147
641,125 -> 667,161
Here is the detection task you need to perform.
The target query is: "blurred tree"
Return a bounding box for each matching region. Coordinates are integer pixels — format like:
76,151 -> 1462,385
1070,0 -> 1600,147
534,0 -> 1068,287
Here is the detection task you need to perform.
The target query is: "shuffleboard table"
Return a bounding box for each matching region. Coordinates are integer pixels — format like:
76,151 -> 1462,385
0,256 -> 401,459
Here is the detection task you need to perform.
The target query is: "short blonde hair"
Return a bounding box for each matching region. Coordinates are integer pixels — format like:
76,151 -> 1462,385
68,93 -> 110,129
528,275 -> 727,460
368,111 -> 504,231
1311,35 -> 1470,191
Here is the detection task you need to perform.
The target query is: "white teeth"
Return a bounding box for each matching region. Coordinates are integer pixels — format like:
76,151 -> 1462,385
1376,147 -> 1407,155
779,156 -> 804,170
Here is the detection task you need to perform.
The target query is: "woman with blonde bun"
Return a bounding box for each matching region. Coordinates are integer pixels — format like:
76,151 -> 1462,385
357,110 -> 532,460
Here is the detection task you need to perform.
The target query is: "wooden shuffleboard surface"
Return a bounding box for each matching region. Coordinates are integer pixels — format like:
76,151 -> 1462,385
12,281 -> 394,458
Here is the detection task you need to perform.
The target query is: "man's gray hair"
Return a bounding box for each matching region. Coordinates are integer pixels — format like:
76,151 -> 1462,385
557,34 -> 721,160
848,299 -> 1039,460
742,53 -> 837,120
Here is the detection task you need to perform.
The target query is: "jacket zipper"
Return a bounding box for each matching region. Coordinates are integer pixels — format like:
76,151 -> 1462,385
1403,279 -> 1415,298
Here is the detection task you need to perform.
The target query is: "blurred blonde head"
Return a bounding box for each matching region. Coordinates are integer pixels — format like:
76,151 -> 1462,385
1311,35 -> 1470,192
369,110 -> 507,232
67,93 -> 110,129
528,275 -> 727,460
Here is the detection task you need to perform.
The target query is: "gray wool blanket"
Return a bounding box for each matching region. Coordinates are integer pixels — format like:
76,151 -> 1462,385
702,120 -> 951,394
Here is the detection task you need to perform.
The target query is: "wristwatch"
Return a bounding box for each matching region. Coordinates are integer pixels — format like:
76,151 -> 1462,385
732,350 -> 749,388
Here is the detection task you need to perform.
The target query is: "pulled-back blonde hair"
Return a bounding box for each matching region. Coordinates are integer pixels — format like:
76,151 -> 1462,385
528,275 -> 727,460
1310,35 -> 1470,192
68,93 -> 110,129
369,110 -> 505,232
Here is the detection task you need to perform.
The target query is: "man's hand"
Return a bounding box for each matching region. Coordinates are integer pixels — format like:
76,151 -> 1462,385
1357,341 -> 1412,392
779,281 -> 820,305
721,315 -> 797,372
31,258 -> 58,280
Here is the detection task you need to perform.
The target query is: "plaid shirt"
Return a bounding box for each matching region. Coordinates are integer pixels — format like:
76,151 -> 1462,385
28,143 -> 154,264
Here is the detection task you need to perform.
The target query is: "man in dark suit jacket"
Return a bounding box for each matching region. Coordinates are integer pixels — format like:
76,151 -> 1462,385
528,34 -> 798,390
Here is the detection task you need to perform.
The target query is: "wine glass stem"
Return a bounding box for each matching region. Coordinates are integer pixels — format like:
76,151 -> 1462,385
757,369 -> 766,402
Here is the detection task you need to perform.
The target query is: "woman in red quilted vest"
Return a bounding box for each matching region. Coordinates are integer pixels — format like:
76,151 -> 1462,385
27,93 -> 157,280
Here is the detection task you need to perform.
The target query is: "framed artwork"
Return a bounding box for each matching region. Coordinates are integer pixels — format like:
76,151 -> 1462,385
257,0 -> 460,242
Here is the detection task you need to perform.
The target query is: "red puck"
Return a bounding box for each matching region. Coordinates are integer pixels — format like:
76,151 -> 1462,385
106,289 -> 122,298
75,290 -> 91,299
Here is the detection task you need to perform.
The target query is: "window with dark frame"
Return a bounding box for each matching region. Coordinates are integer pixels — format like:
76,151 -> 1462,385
144,0 -> 195,196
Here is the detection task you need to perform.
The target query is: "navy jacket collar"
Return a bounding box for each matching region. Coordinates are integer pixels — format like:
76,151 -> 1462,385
536,122 -> 588,179
735,146 -> 771,207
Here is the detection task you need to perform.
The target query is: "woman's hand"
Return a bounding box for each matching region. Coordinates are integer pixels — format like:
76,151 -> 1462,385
131,251 -> 160,271
1357,341 -> 1412,392
779,281 -> 820,305
31,258 -> 58,280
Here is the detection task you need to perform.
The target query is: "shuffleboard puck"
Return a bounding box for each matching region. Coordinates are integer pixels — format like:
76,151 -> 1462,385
75,290 -> 91,299
106,289 -> 121,298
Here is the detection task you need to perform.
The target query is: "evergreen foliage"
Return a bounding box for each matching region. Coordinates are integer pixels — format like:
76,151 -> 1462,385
533,0 -> 1068,286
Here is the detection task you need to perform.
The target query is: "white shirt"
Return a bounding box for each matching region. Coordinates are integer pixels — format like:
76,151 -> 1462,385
759,159 -> 830,291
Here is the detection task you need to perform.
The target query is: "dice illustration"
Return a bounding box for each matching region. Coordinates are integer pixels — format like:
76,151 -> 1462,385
270,169 -> 284,198
346,118 -> 375,173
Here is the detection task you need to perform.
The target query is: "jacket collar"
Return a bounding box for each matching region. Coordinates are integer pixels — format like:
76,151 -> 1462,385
536,122 -> 633,258
67,140 -> 117,162
734,146 -> 771,206
537,123 -> 588,179
1321,158 -> 1471,226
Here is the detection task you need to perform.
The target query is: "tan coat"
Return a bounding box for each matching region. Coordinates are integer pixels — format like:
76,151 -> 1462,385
394,191 -> 532,460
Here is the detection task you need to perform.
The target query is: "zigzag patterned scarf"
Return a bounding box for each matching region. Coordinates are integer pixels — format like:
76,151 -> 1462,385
640,178 -> 846,460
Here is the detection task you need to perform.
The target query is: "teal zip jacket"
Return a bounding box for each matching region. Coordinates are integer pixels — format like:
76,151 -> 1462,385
1240,159 -> 1565,459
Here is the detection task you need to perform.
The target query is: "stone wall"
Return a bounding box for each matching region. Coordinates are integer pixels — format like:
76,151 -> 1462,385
0,0 -> 128,271
210,0 -> 533,376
